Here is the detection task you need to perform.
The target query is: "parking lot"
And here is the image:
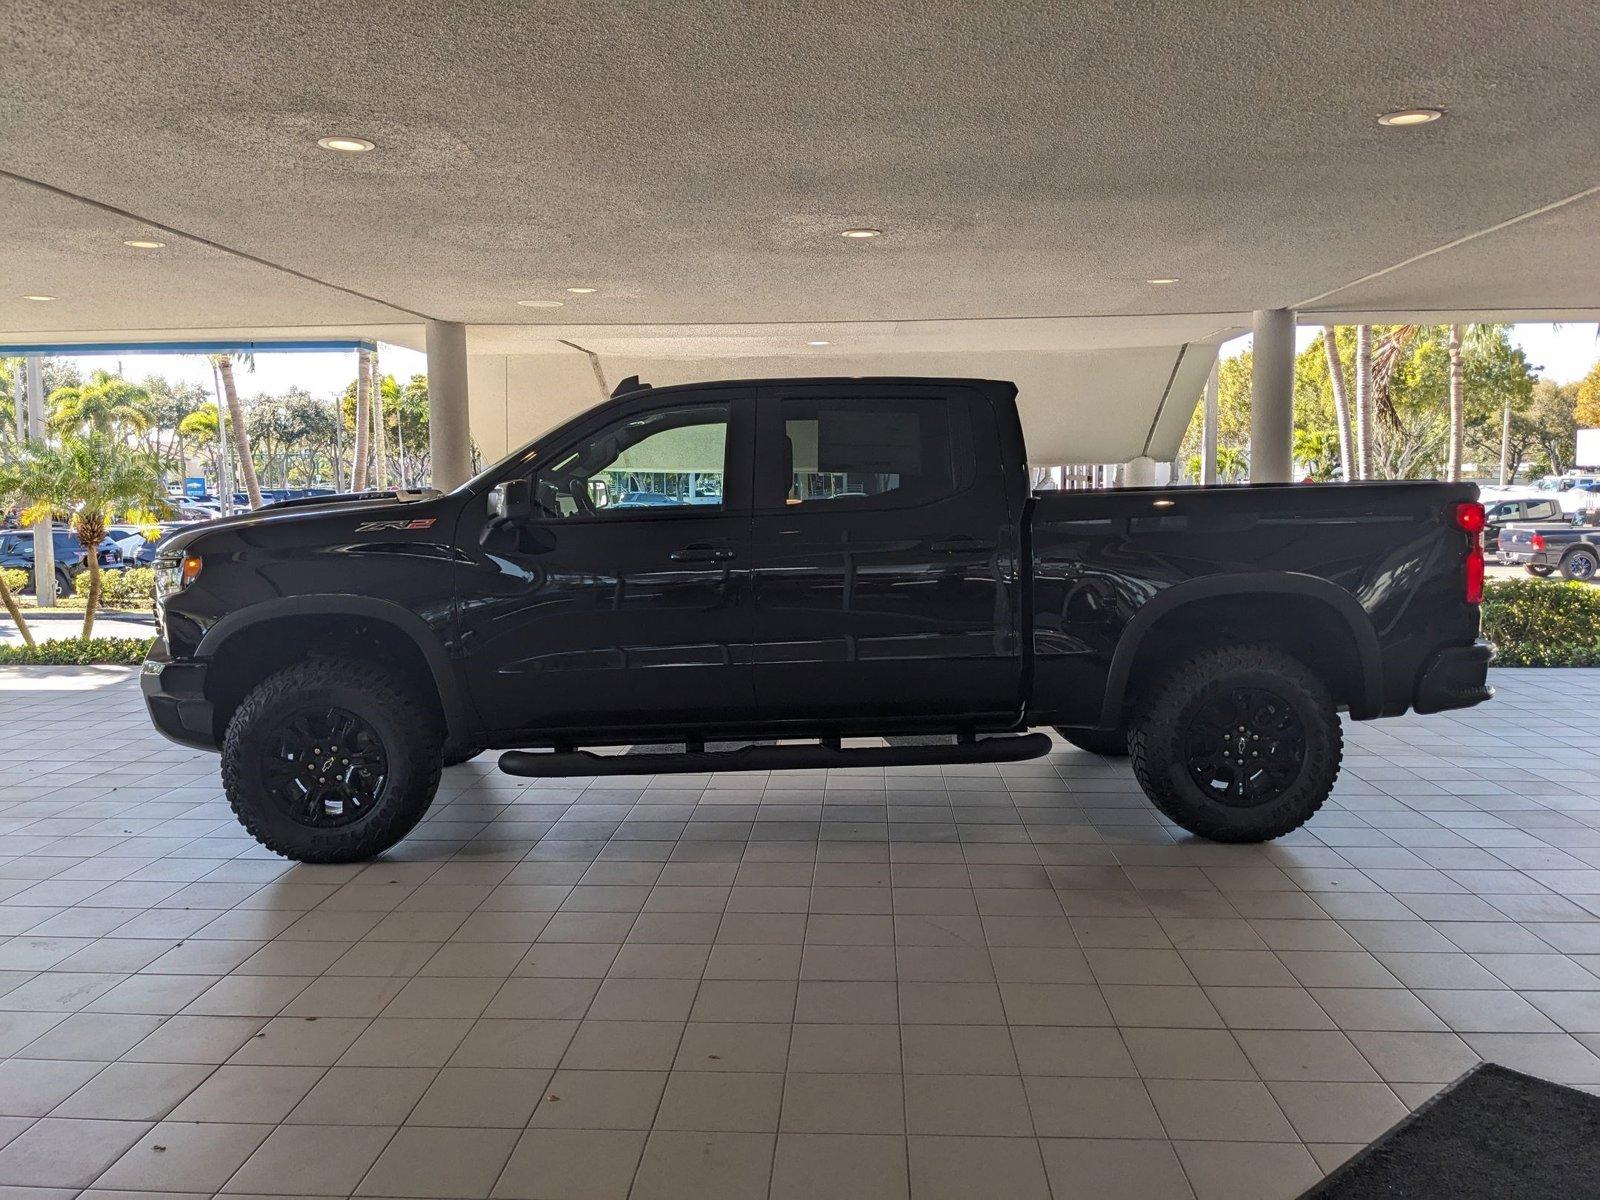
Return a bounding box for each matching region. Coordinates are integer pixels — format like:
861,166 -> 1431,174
1,665 -> 1599,1199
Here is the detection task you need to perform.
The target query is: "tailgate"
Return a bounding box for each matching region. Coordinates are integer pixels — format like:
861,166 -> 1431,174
1497,527 -> 1538,556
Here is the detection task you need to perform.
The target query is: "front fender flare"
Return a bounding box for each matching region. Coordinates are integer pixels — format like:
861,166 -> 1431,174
196,594 -> 473,742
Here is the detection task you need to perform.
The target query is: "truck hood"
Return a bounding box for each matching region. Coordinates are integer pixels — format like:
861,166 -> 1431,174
159,488 -> 445,554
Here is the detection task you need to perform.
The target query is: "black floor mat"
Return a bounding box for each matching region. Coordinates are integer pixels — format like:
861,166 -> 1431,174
1300,1063 -> 1600,1199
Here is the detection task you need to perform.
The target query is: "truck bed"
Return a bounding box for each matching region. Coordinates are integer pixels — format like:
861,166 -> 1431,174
1026,479 -> 1483,729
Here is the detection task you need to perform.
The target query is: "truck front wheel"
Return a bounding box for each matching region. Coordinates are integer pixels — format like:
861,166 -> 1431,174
1129,643 -> 1342,843
221,658 -> 443,863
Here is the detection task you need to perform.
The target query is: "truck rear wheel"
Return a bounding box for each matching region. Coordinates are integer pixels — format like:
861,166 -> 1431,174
1560,549 -> 1598,582
1054,726 -> 1129,757
221,658 -> 443,863
1129,643 -> 1342,843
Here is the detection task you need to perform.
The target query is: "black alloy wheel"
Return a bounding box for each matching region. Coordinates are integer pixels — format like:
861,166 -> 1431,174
1561,550 -> 1598,582
260,706 -> 390,827
1182,686 -> 1306,807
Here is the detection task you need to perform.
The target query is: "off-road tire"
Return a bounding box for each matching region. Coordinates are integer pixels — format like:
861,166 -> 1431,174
1560,548 -> 1598,582
1054,726 -> 1129,757
222,658 -> 443,862
1129,643 -> 1342,843
1525,564 -> 1555,577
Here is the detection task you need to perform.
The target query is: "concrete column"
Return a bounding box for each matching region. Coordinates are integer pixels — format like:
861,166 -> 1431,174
1201,359 -> 1220,485
425,320 -> 472,490
23,356 -> 56,602
1250,308 -> 1296,483
1122,455 -> 1158,487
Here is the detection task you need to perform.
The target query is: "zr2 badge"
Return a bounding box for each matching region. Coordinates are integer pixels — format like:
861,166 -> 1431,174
355,518 -> 437,533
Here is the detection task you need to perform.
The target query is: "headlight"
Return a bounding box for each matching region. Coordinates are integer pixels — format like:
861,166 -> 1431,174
155,551 -> 202,598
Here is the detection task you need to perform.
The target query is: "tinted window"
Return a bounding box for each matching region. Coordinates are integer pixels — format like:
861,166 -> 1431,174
778,397 -> 958,507
1527,500 -> 1562,521
532,403 -> 728,519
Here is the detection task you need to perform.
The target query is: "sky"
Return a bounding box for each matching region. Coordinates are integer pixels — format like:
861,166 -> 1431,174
1220,321 -> 1600,381
50,322 -> 1600,402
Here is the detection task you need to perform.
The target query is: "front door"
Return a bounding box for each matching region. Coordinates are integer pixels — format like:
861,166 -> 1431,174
456,390 -> 755,739
747,382 -> 1023,725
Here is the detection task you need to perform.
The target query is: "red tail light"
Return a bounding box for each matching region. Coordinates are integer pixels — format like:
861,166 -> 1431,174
1455,502 -> 1485,605
1531,533 -> 1546,552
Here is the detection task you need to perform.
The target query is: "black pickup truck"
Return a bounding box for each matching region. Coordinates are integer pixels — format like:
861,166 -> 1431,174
142,376 -> 1492,862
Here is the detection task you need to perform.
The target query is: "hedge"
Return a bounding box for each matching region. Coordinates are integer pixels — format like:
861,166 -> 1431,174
72,567 -> 157,609
0,637 -> 155,666
1482,578 -> 1600,667
1,567 -> 26,595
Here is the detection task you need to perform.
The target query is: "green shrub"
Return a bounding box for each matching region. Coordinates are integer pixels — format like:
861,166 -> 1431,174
1482,578 -> 1600,666
1,568 -> 26,595
0,636 -> 154,665
70,567 -> 157,609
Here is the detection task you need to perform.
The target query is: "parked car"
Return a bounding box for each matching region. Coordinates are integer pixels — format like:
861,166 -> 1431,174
0,528 -> 117,599
1498,522 -> 1600,580
1483,496 -> 1568,553
143,375 -> 1492,863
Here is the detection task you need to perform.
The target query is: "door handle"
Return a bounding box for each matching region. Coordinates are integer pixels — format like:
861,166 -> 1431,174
928,537 -> 995,554
670,543 -> 736,563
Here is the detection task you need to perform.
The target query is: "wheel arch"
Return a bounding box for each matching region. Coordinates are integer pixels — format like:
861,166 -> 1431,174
1101,573 -> 1385,725
197,595 -> 472,744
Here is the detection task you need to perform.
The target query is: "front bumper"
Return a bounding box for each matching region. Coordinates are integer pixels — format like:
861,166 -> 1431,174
1413,640 -> 1495,715
140,639 -> 218,750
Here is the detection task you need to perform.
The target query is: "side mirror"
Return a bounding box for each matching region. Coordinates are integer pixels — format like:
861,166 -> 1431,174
587,478 -> 610,509
487,479 -> 532,522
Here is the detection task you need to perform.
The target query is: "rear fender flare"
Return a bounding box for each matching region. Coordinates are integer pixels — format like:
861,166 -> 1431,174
1100,572 -> 1384,725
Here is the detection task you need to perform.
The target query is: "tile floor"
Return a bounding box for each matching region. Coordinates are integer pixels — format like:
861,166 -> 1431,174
0,665 -> 1597,1198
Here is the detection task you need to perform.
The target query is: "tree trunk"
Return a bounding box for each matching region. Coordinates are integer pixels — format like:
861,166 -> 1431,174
80,551 -> 101,640
1353,326 -> 1374,480
370,350 -> 390,490
353,348 -> 372,492
1446,325 -> 1465,482
1321,326 -> 1354,481
218,356 -> 262,508
0,573 -> 34,648
1499,397 -> 1514,485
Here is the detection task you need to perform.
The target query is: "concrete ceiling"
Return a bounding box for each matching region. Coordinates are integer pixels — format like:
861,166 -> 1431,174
3,0 -> 1598,459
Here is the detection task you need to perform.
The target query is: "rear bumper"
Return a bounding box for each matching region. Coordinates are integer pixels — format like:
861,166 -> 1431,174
140,639 -> 218,751
1413,640 -> 1495,715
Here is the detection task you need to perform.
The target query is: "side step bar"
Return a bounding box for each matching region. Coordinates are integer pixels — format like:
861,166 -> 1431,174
498,733 -> 1053,778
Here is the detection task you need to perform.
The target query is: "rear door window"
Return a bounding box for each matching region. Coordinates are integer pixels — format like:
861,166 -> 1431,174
768,395 -> 968,509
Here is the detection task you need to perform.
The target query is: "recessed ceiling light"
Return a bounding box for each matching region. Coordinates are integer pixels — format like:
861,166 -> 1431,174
565,287 -> 597,294
1146,277 -> 1179,285
1377,108 -> 1442,127
21,294 -> 54,301
840,228 -> 882,238
807,340 -> 831,346
316,135 -> 375,153
516,299 -> 564,308
123,238 -> 166,249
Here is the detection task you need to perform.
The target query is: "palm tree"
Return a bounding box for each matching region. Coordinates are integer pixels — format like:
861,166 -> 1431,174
1321,327 -> 1354,480
352,347 -> 372,491
47,370 -> 152,439
1353,327 -> 1374,480
1447,325 -> 1466,481
0,457 -> 37,648
17,433 -> 168,639
369,352 -> 390,490
213,353 -> 262,508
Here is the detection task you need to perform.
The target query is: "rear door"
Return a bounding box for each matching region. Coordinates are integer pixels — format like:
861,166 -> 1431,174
747,382 -> 1022,724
